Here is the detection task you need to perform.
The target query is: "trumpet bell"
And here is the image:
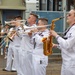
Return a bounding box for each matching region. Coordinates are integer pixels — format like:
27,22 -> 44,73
5,21 -> 12,24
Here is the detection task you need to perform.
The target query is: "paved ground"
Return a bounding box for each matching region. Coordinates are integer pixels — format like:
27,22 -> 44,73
0,54 -> 62,75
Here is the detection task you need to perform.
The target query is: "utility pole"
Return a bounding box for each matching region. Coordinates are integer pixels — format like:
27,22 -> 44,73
62,0 -> 67,31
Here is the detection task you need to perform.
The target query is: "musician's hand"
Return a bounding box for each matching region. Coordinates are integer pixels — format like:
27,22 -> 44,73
5,31 -> 8,34
30,29 -> 38,33
50,30 -> 58,37
52,43 -> 58,48
28,32 -> 32,37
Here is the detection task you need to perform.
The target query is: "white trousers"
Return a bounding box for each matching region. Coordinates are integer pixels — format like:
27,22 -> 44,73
61,65 -> 75,75
32,55 -> 48,75
5,44 -> 16,71
19,50 -> 33,75
13,46 -> 23,75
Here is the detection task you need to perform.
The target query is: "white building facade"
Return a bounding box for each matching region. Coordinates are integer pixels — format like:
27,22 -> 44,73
25,0 -> 39,19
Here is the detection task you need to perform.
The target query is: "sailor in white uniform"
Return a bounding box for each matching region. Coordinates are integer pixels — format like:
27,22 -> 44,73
3,27 -> 16,71
19,13 -> 38,75
3,16 -> 23,72
50,9 -> 75,75
32,18 -> 49,75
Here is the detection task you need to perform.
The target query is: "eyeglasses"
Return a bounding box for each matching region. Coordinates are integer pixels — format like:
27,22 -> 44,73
67,12 -> 75,17
67,13 -> 71,17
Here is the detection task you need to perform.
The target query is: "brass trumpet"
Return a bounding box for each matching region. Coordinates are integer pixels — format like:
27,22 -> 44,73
5,20 -> 26,25
7,30 -> 16,41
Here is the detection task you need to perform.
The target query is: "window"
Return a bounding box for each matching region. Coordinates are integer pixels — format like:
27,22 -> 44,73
39,0 -> 47,10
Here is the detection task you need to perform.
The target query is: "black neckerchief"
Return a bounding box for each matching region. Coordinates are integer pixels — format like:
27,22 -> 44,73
63,23 -> 75,36
63,23 -> 75,39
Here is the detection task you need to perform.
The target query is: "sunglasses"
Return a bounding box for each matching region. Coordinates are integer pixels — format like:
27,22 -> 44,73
67,13 -> 71,17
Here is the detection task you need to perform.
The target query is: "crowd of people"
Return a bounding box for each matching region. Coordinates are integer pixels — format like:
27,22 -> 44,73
0,8 -> 75,75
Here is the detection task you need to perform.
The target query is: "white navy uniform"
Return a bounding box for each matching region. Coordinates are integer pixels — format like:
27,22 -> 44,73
56,24 -> 75,75
5,28 -> 16,71
5,27 -> 22,72
12,26 -> 23,75
32,29 -> 49,75
19,24 -> 36,75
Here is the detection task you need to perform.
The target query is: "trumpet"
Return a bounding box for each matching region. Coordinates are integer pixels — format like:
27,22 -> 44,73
0,29 -> 19,48
23,24 -> 51,30
7,30 -> 16,41
5,20 -> 26,25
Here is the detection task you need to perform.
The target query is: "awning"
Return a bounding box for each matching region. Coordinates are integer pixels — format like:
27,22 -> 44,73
0,6 -> 26,10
